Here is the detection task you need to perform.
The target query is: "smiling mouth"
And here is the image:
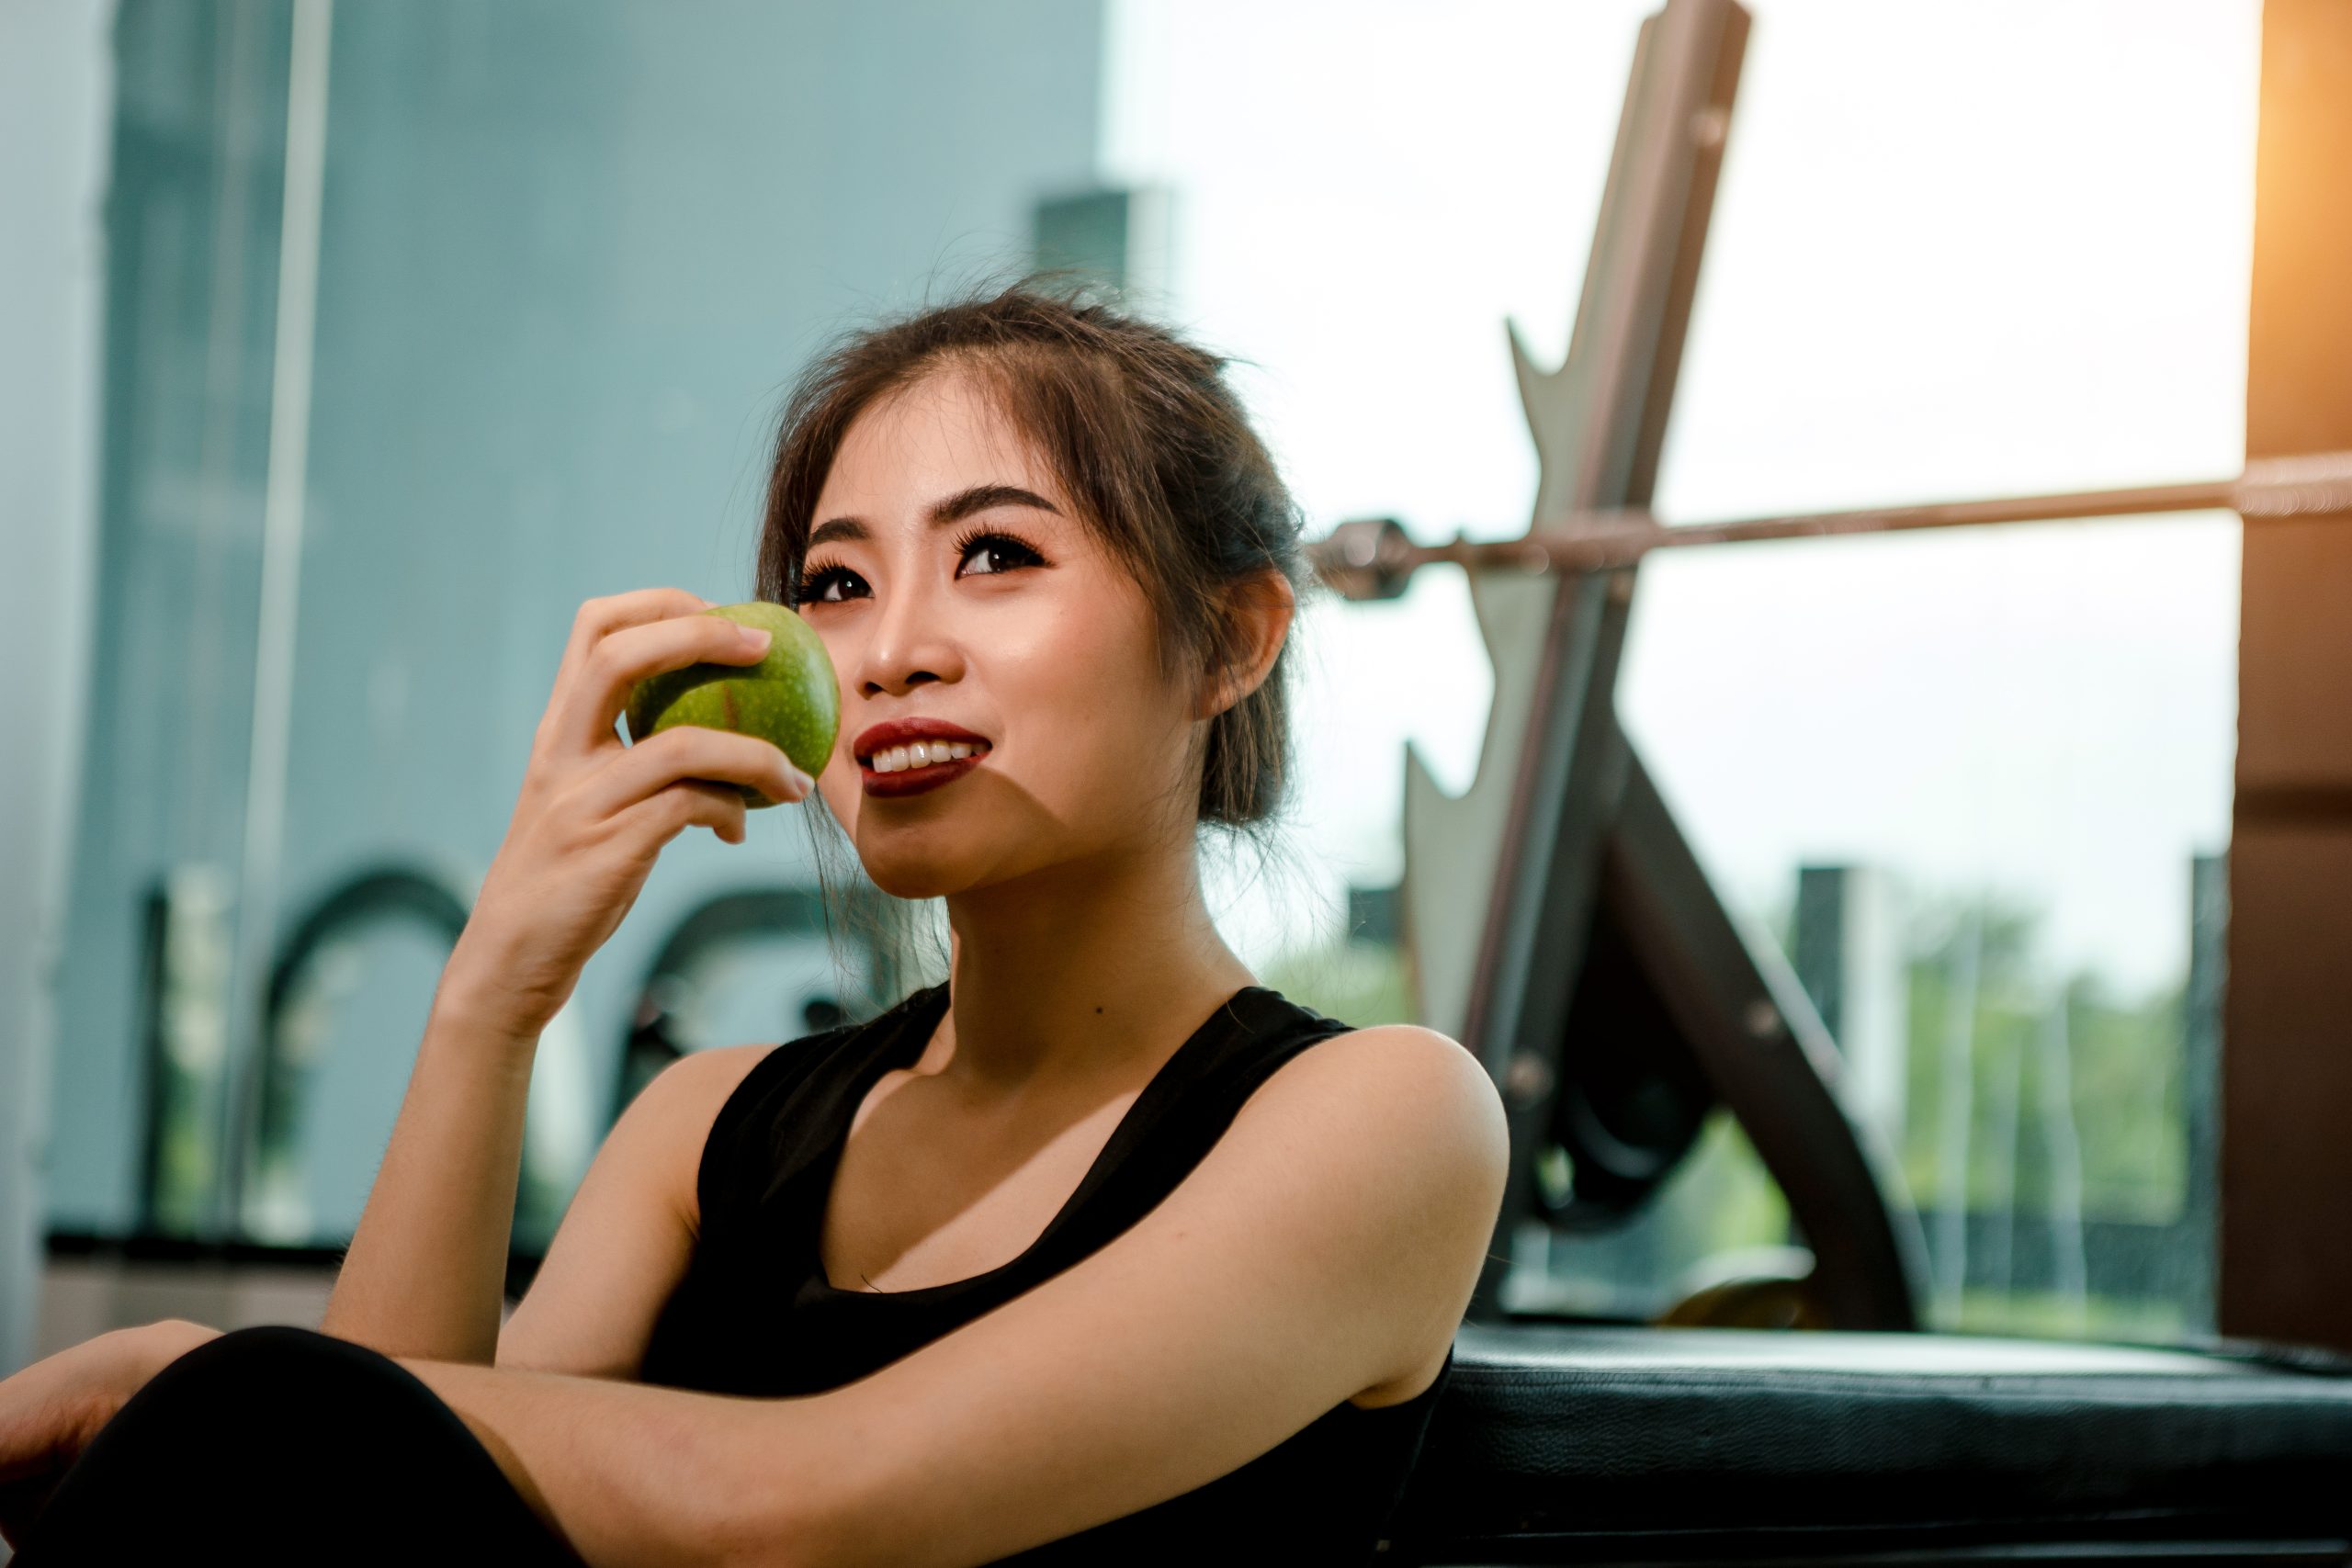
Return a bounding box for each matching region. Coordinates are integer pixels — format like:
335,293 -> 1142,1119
856,739 -> 992,799
859,739 -> 990,774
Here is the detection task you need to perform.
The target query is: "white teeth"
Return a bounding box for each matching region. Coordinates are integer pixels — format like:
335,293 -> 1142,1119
867,739 -> 986,773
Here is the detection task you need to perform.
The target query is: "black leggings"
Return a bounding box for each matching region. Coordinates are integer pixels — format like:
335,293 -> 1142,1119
13,1325 -> 586,1566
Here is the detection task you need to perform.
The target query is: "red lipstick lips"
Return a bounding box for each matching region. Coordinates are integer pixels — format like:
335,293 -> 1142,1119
854,717 -> 991,799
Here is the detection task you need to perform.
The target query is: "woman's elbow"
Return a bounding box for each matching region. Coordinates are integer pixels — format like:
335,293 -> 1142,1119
695,1423 -> 868,1568
701,1497 -> 855,1568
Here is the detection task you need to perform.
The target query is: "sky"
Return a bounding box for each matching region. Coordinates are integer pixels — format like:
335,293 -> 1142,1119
1099,0 -> 2260,998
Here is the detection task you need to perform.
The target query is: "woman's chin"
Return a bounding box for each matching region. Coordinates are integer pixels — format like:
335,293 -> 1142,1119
858,846 -> 983,903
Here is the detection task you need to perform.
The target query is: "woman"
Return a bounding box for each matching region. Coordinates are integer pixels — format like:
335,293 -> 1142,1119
0,284 -> 1509,1565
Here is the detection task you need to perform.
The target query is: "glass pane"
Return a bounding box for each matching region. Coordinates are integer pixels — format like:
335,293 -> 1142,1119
1623,0 -> 2257,1341
56,0 -> 1101,1247
1622,519 -> 2237,1340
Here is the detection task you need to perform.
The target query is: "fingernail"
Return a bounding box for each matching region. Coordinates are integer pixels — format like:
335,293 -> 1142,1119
741,628 -> 772,652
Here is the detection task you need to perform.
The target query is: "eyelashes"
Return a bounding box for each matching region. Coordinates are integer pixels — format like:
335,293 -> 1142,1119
796,527 -> 1046,605
947,523 -> 1046,577
795,559 -> 860,605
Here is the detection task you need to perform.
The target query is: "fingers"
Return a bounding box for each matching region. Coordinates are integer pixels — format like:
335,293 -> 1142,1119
549,588 -> 709,710
582,723 -> 815,822
622,778 -> 752,848
547,593 -> 776,756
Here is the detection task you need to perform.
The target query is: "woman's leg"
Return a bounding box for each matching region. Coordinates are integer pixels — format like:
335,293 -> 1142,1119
13,1324 -> 585,1566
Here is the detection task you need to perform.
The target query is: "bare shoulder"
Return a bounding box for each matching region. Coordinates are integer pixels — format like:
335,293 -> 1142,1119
1243,1020 -> 1510,1201
657,1039 -> 775,1099
1227,1021 -> 1507,1400
607,1042 -> 778,1222
1265,1020 -> 1502,1116
637,1042 -> 775,1141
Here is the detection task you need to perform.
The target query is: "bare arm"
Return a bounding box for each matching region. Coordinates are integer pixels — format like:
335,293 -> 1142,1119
320,588 -> 813,1364
318,990 -> 540,1363
392,1352 -> 785,1568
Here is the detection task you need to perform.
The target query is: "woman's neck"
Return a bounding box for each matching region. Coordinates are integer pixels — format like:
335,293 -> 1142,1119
933,837 -> 1256,1095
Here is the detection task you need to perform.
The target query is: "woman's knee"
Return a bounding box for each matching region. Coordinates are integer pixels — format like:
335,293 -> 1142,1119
48,1325 -> 485,1510
152,1322 -> 322,1379
124,1323 -> 354,1420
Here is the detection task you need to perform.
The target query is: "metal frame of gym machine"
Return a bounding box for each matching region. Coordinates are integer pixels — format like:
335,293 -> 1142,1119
1396,0 -> 1927,1330
1351,0 -> 2352,1332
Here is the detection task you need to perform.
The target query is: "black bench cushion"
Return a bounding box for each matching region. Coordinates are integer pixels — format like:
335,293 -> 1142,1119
1387,1323 -> 2352,1557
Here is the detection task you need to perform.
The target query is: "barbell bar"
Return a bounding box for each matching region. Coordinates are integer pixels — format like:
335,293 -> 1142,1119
1310,449 -> 2352,602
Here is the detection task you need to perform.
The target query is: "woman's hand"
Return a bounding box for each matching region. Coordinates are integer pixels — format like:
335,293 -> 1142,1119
0,1319 -> 222,1551
435,589 -> 816,1040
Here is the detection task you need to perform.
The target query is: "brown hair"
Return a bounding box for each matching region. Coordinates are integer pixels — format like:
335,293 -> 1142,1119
754,278 -> 1312,998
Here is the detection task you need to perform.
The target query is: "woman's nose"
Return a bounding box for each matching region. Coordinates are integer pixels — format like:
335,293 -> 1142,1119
855,568 -> 965,698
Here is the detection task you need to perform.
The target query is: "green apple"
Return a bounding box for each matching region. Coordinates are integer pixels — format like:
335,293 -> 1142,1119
623,600 -> 839,808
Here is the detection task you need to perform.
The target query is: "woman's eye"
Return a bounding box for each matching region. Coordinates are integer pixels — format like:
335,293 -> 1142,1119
956,531 -> 1044,578
797,564 -> 865,604
797,533 -> 1039,603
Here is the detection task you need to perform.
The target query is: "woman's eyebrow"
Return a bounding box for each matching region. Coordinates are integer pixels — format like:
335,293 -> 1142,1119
930,483 -> 1061,525
808,485 -> 1061,550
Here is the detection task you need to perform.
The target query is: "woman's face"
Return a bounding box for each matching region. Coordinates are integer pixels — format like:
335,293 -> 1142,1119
797,366 -> 1201,900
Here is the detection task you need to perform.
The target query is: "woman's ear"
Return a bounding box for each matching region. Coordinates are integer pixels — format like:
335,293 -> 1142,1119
1193,570 -> 1296,721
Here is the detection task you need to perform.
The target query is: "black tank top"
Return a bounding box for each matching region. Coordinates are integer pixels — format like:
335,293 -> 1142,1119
638,979 -> 1453,1563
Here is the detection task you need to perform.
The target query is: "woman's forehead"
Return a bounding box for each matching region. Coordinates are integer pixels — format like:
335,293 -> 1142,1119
821,367 -> 1068,515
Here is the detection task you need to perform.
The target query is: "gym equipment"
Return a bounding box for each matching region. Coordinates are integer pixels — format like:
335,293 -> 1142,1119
1313,450 -> 2352,602
1366,0 -> 1923,1330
